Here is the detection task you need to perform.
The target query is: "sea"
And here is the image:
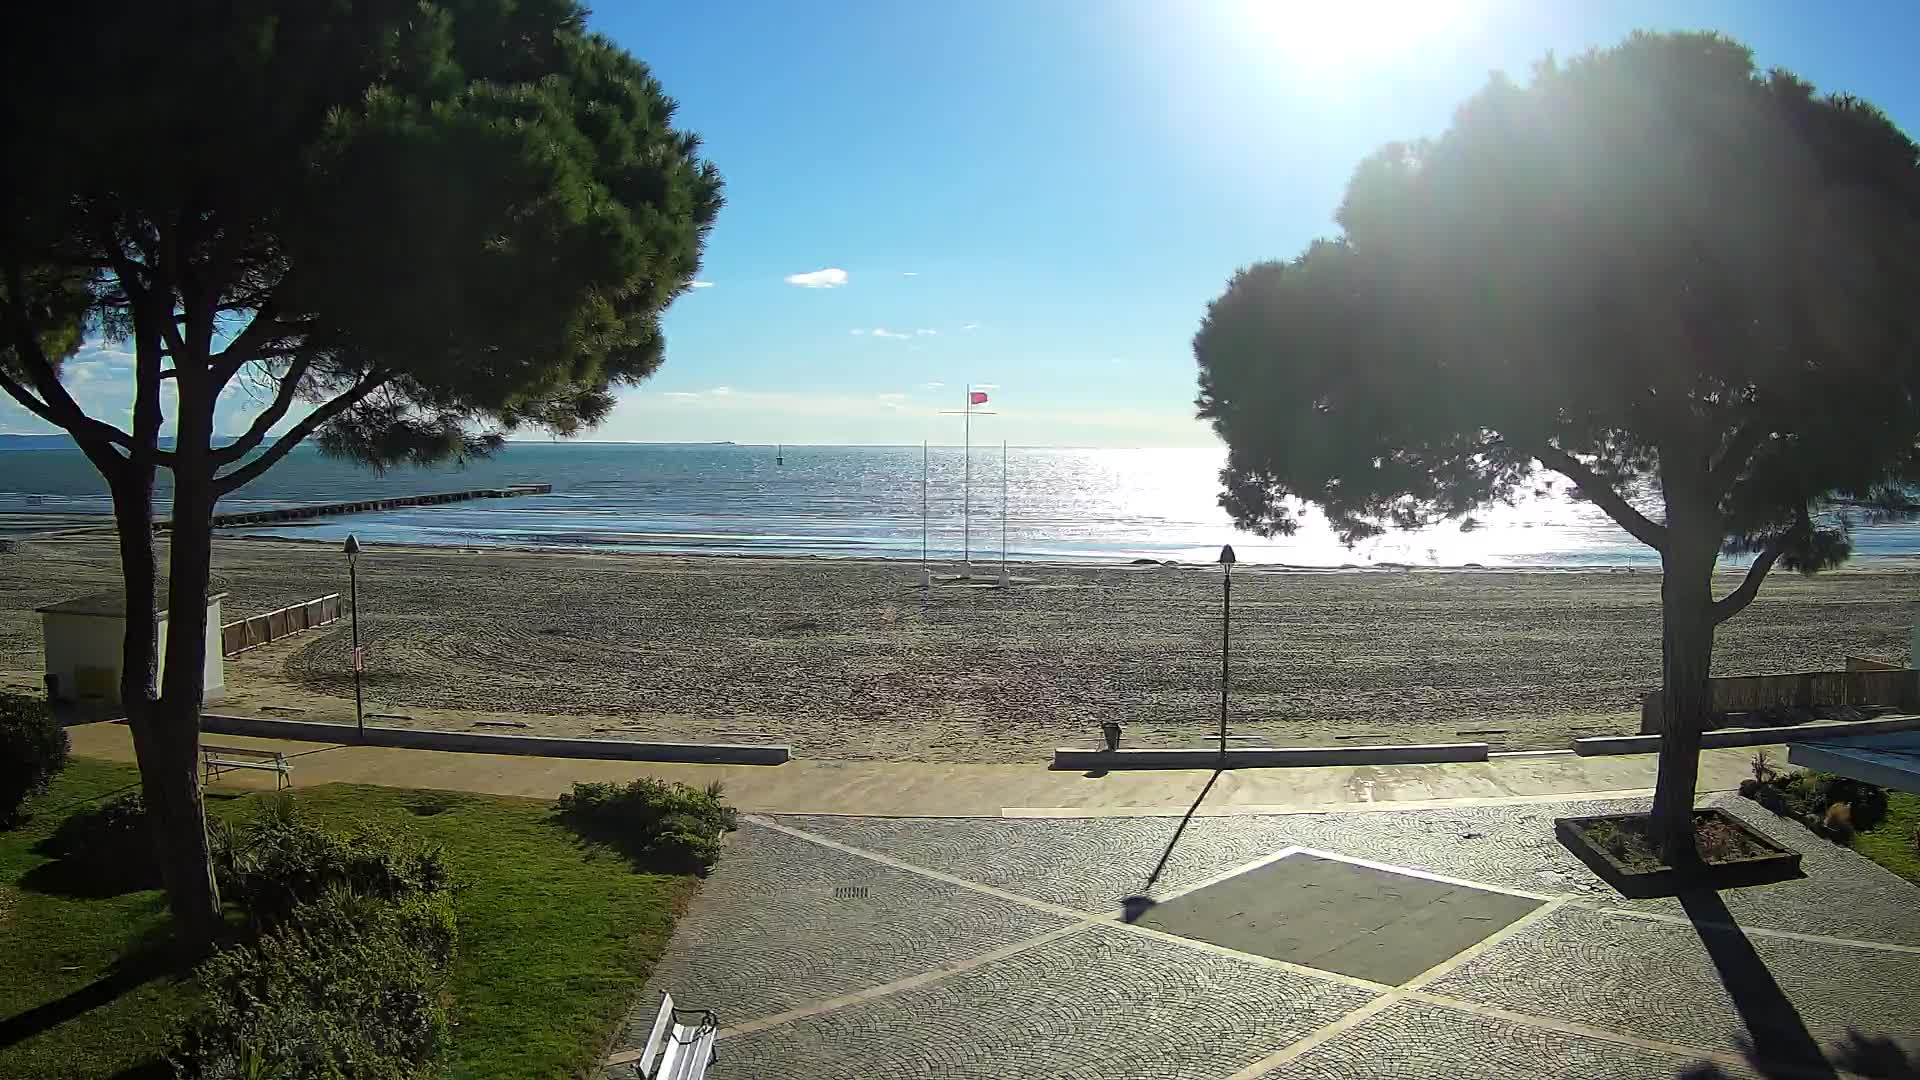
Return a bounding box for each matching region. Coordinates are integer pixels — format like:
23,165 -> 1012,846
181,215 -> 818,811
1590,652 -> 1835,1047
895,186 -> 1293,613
3,441 -> 1918,568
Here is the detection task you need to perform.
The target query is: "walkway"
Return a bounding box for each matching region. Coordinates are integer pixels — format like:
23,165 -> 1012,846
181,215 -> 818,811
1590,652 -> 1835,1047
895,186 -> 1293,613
68,720 -> 1767,816
616,795 -> 1920,1079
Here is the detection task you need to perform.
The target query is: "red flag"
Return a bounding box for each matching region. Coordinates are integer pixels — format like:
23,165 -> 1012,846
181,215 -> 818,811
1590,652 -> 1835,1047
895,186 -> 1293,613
969,391 -> 989,405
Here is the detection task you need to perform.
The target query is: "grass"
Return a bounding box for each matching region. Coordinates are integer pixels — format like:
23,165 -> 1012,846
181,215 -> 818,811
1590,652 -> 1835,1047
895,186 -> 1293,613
1853,790 -> 1920,884
0,758 -> 695,1080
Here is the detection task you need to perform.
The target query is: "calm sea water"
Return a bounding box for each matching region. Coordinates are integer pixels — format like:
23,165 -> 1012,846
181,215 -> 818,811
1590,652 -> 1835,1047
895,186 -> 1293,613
3,442 -> 1917,567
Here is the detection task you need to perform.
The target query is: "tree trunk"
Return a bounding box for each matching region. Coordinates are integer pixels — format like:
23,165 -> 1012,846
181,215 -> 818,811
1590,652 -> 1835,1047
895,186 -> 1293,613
1649,536 -> 1718,866
152,395 -> 223,946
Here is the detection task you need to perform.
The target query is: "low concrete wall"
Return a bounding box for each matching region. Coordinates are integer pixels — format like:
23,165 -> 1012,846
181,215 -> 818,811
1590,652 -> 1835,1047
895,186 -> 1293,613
200,713 -> 789,765
1575,713 -> 1920,757
1051,742 -> 1489,771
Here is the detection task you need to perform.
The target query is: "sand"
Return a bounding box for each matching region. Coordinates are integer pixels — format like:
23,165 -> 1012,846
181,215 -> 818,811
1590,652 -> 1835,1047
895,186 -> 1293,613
2,535 -> 1915,762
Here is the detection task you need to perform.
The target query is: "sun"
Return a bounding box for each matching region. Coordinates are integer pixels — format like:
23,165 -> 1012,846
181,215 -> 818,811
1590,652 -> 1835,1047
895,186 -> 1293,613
1241,0 -> 1468,70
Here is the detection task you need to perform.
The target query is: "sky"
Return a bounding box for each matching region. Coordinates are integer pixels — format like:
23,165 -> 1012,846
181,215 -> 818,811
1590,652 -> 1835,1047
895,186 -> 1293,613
9,0 -> 1920,448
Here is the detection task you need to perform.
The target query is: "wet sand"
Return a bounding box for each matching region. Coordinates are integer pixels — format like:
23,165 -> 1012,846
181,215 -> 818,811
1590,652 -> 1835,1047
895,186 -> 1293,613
2,535 -> 1914,762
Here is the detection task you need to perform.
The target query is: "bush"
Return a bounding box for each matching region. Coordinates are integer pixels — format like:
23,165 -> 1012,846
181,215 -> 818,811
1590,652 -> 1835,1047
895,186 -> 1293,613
1783,771 -> 1890,832
554,778 -> 737,873
1824,802 -> 1855,842
173,890 -> 456,1080
0,692 -> 69,826
36,792 -> 161,892
216,799 -> 451,932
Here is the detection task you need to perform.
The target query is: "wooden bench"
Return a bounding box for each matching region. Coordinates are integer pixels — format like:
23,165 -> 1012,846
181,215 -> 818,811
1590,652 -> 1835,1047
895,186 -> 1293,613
200,745 -> 293,790
629,992 -> 716,1079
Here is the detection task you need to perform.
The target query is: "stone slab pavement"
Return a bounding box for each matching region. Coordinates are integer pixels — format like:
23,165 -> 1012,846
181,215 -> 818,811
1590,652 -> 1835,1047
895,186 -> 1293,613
609,794 -> 1920,1080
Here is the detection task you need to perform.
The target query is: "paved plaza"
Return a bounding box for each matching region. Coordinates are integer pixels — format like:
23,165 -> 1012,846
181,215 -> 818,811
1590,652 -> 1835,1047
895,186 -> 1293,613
608,793 -> 1920,1080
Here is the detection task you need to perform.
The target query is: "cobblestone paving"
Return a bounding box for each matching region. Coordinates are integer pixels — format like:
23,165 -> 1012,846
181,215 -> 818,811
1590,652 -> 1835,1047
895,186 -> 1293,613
608,794 -> 1920,1080
1611,795 -> 1920,947
624,820 -> 1073,1034
708,925 -> 1377,1080
1274,1000 -> 1759,1079
1425,902 -> 1920,1057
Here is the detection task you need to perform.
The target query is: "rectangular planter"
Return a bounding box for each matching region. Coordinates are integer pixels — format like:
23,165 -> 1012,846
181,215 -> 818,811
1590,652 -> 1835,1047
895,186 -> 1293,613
1554,809 -> 1803,898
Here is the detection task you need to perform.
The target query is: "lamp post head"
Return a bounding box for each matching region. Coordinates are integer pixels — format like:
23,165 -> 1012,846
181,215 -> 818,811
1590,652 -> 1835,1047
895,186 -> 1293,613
343,534 -> 361,557
1218,544 -> 1236,567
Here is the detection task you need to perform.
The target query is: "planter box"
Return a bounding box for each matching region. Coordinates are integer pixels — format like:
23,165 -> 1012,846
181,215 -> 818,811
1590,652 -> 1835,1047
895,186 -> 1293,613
1554,809 -> 1803,898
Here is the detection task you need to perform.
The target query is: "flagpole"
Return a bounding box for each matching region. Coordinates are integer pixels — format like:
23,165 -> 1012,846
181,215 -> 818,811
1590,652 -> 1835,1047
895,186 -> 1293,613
918,440 -> 930,587
962,387 -> 972,577
999,440 -> 1010,587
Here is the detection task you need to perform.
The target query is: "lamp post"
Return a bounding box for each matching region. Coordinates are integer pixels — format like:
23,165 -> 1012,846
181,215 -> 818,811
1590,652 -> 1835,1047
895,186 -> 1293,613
344,534 -> 364,741
1218,544 -> 1235,760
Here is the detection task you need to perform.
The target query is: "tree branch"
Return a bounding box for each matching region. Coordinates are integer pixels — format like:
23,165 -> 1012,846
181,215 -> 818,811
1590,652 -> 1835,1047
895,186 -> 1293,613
1533,444 -> 1669,552
211,372 -> 389,496
209,301 -> 288,386
1713,534 -> 1784,625
211,353 -> 313,465
1709,421 -> 1770,493
2,263 -> 138,457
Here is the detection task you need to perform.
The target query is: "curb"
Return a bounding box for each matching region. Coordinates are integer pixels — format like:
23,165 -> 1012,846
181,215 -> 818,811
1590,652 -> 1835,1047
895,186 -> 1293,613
1050,742 -> 1489,770
1572,713 -> 1920,756
200,713 -> 790,765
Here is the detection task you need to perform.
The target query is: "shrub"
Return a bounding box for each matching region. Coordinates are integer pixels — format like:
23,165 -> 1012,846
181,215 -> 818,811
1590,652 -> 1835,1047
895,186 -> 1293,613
1824,802 -> 1855,842
216,801 -> 450,932
1783,771 -> 1890,832
1749,750 -> 1779,785
173,890 -> 456,1080
37,792 -> 161,892
0,692 -> 68,826
555,778 -> 737,873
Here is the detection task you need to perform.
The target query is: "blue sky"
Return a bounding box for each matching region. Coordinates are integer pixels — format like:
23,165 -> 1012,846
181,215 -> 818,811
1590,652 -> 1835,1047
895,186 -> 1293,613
9,0 -> 1918,447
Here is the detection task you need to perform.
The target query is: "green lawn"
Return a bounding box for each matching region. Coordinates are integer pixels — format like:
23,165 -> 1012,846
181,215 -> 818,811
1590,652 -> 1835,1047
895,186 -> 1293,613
0,759 -> 694,1080
1855,790 -> 1920,884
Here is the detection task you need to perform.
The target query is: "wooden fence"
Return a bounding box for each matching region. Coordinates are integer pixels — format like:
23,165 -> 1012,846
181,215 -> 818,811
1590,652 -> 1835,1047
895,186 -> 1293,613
221,594 -> 343,658
1640,667 -> 1920,732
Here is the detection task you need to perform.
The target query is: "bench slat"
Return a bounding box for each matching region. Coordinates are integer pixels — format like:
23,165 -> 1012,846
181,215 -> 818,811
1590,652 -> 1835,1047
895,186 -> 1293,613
637,992 -> 675,1073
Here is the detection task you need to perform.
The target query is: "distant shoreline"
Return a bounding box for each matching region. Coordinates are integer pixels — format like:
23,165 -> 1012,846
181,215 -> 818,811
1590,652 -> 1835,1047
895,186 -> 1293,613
16,521 -> 1920,576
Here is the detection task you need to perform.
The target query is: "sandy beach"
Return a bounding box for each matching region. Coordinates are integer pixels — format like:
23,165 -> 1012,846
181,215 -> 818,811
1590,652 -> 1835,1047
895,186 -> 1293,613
2,534 -> 1915,762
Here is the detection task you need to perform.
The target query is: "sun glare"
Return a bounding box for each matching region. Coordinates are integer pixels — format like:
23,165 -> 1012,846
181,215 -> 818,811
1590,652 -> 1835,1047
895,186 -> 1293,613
1242,0 -> 1468,70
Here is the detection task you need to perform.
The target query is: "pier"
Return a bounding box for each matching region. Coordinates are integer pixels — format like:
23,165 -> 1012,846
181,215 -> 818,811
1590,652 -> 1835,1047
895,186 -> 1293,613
159,484 -> 551,531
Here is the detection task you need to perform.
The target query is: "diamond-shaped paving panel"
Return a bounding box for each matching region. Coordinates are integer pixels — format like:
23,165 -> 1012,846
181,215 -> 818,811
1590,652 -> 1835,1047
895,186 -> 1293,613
1134,853 -> 1544,985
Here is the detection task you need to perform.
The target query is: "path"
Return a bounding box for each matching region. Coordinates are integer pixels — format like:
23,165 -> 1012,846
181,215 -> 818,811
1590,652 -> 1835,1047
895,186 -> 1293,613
67,720 -> 1767,816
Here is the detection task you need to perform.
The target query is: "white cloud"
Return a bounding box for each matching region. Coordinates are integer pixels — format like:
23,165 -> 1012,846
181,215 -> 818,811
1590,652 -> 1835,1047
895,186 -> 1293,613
710,386 -> 733,396
663,391 -> 700,399
784,267 -> 848,288
921,381 -> 945,390
914,328 -> 938,336
960,323 -> 979,331
689,280 -> 715,289
901,271 -> 919,277
877,393 -> 907,401
869,328 -> 909,340
849,328 -> 867,336
974,383 -> 1000,390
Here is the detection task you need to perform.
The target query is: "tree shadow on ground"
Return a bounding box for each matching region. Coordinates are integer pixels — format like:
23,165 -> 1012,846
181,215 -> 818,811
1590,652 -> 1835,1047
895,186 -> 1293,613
1120,767 -> 1222,923
1672,888 -> 1861,1080
0,931 -> 193,1051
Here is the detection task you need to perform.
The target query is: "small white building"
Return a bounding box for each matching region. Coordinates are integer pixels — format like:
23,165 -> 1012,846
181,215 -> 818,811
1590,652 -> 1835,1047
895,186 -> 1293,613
37,586 -> 226,705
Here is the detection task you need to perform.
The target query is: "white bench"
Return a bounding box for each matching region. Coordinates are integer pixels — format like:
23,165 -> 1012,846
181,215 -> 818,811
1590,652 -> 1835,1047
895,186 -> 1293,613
630,992 -> 716,1079
200,745 -> 293,790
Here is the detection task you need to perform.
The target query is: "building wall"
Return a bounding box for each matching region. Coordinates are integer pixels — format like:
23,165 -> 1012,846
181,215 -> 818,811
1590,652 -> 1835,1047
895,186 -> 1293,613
41,599 -> 226,704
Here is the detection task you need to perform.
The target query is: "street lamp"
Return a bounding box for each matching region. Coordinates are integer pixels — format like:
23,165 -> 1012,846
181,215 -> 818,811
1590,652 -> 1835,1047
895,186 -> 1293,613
1218,544 -> 1235,760
344,534 -> 364,741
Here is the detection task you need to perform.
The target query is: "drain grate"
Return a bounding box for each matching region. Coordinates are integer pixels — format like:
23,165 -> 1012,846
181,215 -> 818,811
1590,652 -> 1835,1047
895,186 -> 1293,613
832,886 -> 870,900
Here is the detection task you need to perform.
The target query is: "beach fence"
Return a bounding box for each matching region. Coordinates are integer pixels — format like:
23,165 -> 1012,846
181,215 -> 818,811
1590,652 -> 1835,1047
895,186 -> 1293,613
221,594 -> 342,658
1639,665 -> 1920,733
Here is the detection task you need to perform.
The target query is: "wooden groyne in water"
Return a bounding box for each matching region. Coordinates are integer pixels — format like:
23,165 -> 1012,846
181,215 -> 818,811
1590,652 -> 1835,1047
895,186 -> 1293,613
159,484 -> 551,531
